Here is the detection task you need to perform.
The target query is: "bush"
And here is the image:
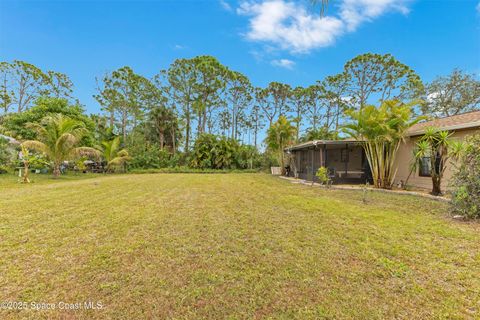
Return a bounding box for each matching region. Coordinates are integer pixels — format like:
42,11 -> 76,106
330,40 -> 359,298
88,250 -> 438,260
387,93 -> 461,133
190,134 -> 241,170
451,134 -> 480,219
129,144 -> 180,169
237,145 -> 263,170
0,137 -> 13,168
316,166 -> 330,185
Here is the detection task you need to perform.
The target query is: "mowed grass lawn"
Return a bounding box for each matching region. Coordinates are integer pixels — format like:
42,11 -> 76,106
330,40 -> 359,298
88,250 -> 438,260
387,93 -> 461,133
1,173 -> 479,319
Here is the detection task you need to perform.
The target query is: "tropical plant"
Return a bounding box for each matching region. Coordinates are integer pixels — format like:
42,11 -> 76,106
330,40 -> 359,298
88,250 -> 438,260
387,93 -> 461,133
316,166 -> 330,185
129,144 -> 179,169
451,134 -> 480,218
299,127 -> 338,142
190,133 -> 218,169
237,144 -> 261,169
412,127 -> 464,195
19,145 -> 31,183
22,114 -> 99,177
147,105 -> 179,152
343,100 -> 422,189
190,133 -> 241,170
265,116 -> 296,172
101,137 -> 131,172
311,0 -> 329,15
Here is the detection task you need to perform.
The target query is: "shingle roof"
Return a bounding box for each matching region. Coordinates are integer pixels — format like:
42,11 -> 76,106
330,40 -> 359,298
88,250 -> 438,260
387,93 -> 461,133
407,110 -> 480,136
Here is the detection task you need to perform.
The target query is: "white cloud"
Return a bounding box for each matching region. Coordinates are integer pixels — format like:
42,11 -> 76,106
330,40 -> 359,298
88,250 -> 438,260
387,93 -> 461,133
173,44 -> 187,50
238,0 -> 343,53
477,1 -> 480,13
238,0 -> 412,53
340,0 -> 410,31
271,58 -> 295,69
220,0 -> 233,12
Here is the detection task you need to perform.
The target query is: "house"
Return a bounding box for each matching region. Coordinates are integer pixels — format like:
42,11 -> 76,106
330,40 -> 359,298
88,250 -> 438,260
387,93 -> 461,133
394,110 -> 480,190
285,110 -> 480,190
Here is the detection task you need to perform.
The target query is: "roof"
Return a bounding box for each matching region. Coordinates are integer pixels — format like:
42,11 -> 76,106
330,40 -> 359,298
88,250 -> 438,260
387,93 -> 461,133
287,111 -> 480,151
286,138 -> 363,151
407,110 -> 480,136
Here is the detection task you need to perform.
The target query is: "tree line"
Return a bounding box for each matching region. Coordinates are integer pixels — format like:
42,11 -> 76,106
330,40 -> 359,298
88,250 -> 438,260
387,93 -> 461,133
1,54 -> 479,170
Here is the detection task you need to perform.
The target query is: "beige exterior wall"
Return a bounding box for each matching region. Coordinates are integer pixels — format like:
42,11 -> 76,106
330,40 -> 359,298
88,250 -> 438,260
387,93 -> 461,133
394,128 -> 479,190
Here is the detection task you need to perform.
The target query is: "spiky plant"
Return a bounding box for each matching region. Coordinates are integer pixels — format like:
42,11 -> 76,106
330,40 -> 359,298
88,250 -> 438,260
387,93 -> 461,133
412,127 -> 464,195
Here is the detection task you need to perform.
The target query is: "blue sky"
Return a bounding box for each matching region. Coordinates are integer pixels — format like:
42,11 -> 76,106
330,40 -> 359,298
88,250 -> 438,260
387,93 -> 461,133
1,0 -> 479,114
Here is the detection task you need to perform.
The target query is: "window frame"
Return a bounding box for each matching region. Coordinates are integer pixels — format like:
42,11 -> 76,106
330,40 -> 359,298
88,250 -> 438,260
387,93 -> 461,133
419,156 -> 432,177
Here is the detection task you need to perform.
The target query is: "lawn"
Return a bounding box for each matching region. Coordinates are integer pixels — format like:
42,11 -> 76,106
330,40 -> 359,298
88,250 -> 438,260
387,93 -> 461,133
1,173 -> 479,319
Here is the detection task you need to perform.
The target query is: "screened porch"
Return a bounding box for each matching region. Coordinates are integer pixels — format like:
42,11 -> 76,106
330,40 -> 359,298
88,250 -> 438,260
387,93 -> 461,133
285,140 -> 372,184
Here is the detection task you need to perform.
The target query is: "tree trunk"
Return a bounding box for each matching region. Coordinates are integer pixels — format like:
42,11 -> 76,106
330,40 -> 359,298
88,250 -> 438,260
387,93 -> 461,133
171,127 -> 176,155
22,161 -> 30,183
122,109 -> 127,143
159,131 -> 165,150
109,109 -> 115,128
431,176 -> 442,195
185,113 -> 190,152
53,164 -> 61,178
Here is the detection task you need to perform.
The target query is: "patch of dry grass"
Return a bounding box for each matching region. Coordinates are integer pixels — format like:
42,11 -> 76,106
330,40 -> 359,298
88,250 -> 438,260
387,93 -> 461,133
0,173 -> 479,319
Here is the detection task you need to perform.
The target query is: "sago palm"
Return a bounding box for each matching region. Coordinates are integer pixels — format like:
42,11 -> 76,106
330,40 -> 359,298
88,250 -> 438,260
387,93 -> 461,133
101,136 -> 131,172
22,114 -> 99,178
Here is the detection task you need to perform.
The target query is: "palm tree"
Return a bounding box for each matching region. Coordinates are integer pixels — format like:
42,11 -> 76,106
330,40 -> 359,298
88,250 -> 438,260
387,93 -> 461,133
412,127 -> 464,195
148,105 -> 179,151
311,0 -> 329,15
265,115 -> 297,172
101,137 -> 131,172
343,100 -> 422,189
22,114 -> 99,178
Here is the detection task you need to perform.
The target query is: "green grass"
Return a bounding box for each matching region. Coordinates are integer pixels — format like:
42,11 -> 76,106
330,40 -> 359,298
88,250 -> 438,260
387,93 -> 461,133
1,173 -> 479,319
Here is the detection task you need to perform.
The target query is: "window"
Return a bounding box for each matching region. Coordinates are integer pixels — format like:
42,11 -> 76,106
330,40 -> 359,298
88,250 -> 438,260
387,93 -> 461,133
419,154 -> 442,177
419,157 -> 431,177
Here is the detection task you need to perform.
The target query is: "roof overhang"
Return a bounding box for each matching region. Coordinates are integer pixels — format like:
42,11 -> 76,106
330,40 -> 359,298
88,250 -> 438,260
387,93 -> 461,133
407,121 -> 480,137
285,139 -> 364,151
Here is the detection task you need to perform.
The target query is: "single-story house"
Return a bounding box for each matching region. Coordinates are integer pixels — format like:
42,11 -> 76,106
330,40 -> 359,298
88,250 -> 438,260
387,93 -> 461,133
285,110 -> 480,190
394,110 -> 480,190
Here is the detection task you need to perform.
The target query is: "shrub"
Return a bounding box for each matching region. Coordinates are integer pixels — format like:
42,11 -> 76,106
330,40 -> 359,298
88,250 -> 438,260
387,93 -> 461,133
129,144 -> 179,169
0,137 -> 13,168
237,145 -> 262,169
316,166 -> 330,185
451,134 -> 480,219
